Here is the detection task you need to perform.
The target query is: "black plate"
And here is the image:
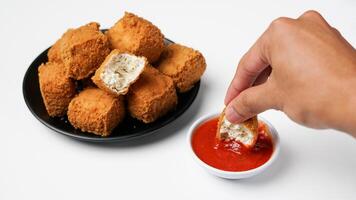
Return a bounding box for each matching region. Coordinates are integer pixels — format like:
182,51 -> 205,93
23,38 -> 200,142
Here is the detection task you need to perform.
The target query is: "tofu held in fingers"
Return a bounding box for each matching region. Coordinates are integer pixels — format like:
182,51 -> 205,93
157,44 -> 206,93
217,111 -> 258,149
92,50 -> 147,96
127,66 -> 178,123
38,62 -> 76,117
67,88 -> 125,136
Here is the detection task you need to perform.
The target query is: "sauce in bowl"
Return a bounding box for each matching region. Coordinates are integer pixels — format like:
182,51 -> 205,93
191,117 -> 273,172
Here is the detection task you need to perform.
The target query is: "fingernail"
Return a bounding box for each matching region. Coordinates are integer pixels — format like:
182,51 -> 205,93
225,107 -> 243,123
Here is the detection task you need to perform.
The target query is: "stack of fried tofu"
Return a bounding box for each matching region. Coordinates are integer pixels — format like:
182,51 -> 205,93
38,12 -> 206,136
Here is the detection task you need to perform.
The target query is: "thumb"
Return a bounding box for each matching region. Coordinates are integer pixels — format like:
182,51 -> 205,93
225,82 -> 279,123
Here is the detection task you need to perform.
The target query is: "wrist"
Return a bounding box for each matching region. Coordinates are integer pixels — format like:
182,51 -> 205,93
327,77 -> 356,137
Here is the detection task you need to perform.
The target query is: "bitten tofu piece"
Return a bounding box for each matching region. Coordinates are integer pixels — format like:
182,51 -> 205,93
217,110 -> 258,149
67,88 -> 125,136
61,22 -> 111,80
157,44 -> 206,93
92,49 -> 147,96
107,12 -> 165,63
38,62 -> 76,117
127,66 -> 178,123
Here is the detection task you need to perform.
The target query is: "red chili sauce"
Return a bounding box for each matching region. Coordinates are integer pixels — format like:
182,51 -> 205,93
192,117 -> 274,172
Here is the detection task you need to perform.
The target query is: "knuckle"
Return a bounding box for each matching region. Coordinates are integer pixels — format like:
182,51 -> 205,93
239,94 -> 250,109
302,10 -> 323,19
239,63 -> 257,78
300,10 -> 330,28
270,17 -> 293,30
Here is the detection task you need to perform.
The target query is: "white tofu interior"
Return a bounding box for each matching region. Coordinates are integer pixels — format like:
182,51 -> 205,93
100,53 -> 145,93
219,116 -> 255,146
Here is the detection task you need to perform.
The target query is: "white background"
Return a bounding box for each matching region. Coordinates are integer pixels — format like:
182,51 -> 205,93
1,0 -> 355,199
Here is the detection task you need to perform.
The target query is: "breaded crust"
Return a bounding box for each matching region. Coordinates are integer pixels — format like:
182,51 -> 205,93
47,38 -> 63,63
217,108 -> 227,140
217,108 -> 258,148
38,62 -> 76,117
61,22 -> 111,80
67,88 -> 125,136
157,44 -> 206,93
91,50 -> 147,96
107,12 -> 165,63
127,66 -> 178,123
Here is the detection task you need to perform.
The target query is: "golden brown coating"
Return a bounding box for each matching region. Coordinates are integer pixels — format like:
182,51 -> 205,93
127,66 -> 178,123
67,88 -> 125,136
92,50 -> 148,96
47,38 -> 63,63
61,22 -> 111,80
217,109 -> 258,148
107,12 -> 165,63
157,43 -> 206,93
38,62 -> 76,117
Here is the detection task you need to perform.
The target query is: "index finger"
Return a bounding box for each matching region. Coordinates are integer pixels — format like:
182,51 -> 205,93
224,32 -> 270,105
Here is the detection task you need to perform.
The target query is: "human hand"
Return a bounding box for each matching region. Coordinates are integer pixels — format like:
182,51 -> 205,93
224,10 -> 356,136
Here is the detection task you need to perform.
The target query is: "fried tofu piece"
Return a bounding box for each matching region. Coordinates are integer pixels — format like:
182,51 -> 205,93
217,109 -> 258,149
92,49 -> 147,96
67,88 -> 125,136
107,12 -> 165,63
157,44 -> 206,93
61,22 -> 111,80
38,62 -> 76,117
47,38 -> 62,63
127,66 -> 178,123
